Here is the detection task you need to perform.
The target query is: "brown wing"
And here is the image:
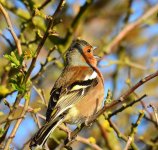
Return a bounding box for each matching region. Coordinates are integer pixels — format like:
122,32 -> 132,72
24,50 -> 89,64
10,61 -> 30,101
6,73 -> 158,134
46,66 -> 98,121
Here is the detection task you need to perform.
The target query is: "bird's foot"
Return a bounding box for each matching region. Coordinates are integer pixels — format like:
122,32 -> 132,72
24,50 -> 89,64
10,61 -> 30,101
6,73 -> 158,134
85,119 -> 92,127
64,145 -> 73,150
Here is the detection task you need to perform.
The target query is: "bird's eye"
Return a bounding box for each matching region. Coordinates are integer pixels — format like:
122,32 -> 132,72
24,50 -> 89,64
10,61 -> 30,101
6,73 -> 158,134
87,49 -> 91,53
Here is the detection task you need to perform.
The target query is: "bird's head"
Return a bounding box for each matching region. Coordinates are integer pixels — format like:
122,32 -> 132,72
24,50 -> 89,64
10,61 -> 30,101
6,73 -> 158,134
66,39 -> 98,67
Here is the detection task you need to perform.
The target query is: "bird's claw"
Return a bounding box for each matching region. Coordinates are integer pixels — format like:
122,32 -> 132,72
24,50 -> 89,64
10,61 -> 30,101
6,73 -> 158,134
85,119 -> 92,127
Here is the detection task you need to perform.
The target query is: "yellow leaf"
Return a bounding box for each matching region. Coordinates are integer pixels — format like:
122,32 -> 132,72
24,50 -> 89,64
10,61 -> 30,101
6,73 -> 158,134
0,111 -> 4,116
88,137 -> 96,144
0,85 -> 10,96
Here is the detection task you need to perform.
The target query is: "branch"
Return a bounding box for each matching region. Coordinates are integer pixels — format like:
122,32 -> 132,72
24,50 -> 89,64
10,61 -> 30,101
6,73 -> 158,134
23,0 -> 65,83
104,4 -> 158,54
120,71 -> 158,100
148,104 -> 158,126
0,116 -> 25,125
32,114 -> 42,128
76,136 -> 103,150
0,31 -> 14,48
0,94 -> 24,144
126,70 -> 158,129
58,125 -> 103,150
108,120 -> 138,150
18,104 -> 46,120
63,123 -> 85,148
88,70 -> 158,123
0,3 -> 22,56
38,0 -> 51,10
20,106 -> 102,150
108,119 -> 127,141
62,71 -> 158,147
96,120 -> 112,149
0,1 -> 65,145
32,85 -> 47,106
124,110 -> 144,150
144,114 -> 158,128
4,93 -> 30,150
108,94 -> 147,118
123,0 -> 133,23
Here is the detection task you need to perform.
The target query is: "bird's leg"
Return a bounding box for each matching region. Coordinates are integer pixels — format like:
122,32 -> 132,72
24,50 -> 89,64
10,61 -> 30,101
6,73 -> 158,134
44,142 -> 49,150
70,123 -> 84,139
64,145 -> 73,150
85,118 -> 93,127
63,123 -> 73,141
64,123 -> 84,146
67,129 -> 76,142
67,130 -> 72,141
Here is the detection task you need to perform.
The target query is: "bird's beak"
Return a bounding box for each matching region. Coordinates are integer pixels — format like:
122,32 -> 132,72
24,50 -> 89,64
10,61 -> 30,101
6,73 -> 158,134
93,46 -> 97,51
93,46 -> 100,60
94,55 -> 101,60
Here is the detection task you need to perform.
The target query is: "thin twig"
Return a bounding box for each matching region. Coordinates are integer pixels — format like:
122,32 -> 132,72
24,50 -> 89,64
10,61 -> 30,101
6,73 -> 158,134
4,93 -> 30,150
41,89 -> 47,106
144,115 -> 158,128
21,107 -> 102,150
0,3 -> 22,56
19,104 -> 46,120
32,85 -> 47,106
119,71 -> 158,101
126,70 -> 157,128
38,0 -> 51,10
0,116 -> 25,125
58,125 -> 103,150
101,60 -> 146,70
124,110 -> 144,150
63,123 -> 85,147
108,94 -> 147,118
96,120 -> 112,149
123,0 -> 133,23
0,31 -> 14,48
0,94 -> 24,143
124,137 -> 133,150
2,98 -> 12,109
108,119 -> 138,150
127,68 -> 151,115
148,104 -> 158,126
76,136 -> 103,150
33,114 -> 41,128
108,119 -> 127,141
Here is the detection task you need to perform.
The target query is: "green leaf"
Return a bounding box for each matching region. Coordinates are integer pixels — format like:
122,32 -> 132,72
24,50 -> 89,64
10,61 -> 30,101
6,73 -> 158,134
9,73 -> 26,93
4,51 -> 23,68
16,8 -> 31,20
0,127 -> 5,138
10,83 -> 25,93
33,16 -> 46,31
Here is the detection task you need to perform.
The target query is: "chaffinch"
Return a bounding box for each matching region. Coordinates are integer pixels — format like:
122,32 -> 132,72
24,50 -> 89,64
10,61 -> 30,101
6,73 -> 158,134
30,39 -> 104,148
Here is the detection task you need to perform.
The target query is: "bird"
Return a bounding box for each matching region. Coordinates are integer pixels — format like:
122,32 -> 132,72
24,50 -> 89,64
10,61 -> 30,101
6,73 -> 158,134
30,39 -> 104,148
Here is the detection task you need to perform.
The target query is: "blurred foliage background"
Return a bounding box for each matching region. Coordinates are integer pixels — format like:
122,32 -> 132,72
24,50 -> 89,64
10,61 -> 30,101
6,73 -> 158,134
0,0 -> 158,150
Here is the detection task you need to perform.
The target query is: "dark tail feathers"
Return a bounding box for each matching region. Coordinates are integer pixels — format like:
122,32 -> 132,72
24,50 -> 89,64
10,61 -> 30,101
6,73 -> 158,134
30,117 -> 64,148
